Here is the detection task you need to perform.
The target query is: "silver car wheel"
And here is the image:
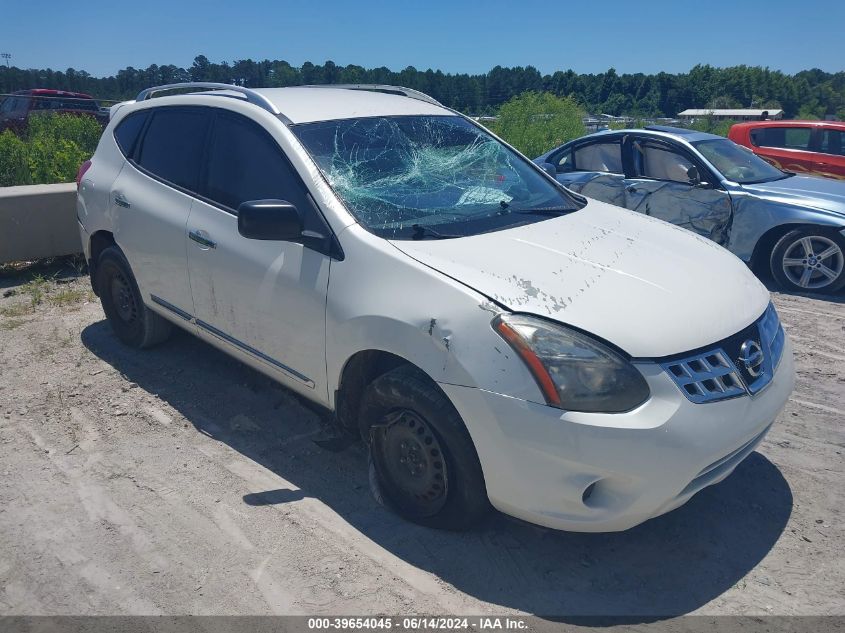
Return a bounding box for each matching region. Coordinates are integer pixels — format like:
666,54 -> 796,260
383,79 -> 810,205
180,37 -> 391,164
781,235 -> 844,290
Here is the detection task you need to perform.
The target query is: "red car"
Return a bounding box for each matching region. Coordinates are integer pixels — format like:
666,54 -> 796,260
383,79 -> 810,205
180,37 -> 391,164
729,120 -> 845,180
0,88 -> 107,133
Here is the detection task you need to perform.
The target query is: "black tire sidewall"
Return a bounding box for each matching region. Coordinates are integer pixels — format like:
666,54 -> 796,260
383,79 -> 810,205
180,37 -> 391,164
360,366 -> 489,530
96,248 -> 147,347
770,228 -> 845,294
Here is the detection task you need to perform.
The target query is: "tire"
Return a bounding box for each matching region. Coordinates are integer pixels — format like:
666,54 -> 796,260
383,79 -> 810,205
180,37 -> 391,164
359,365 -> 489,530
96,246 -> 172,348
770,228 -> 845,294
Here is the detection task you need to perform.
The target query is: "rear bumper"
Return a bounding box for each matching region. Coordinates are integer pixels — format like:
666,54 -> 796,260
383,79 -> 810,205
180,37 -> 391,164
441,337 -> 794,532
78,219 -> 91,261
77,220 -> 98,294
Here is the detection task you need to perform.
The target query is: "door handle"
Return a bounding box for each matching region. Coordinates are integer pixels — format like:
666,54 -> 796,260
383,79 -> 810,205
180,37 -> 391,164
189,230 -> 216,249
626,185 -> 638,193
113,193 -> 130,208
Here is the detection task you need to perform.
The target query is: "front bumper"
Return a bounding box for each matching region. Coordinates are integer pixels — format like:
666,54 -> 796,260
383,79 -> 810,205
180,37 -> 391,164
440,336 -> 794,532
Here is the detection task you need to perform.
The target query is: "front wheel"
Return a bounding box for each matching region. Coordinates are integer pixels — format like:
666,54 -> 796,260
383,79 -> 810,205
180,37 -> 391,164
770,228 -> 845,293
359,365 -> 489,530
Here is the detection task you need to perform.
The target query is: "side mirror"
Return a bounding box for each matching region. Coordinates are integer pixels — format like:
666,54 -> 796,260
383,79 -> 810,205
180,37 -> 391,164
686,165 -> 706,187
237,199 -> 303,241
540,162 -> 558,179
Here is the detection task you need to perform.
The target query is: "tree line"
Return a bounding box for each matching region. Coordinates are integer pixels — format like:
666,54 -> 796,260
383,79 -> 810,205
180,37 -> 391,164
1,56 -> 843,119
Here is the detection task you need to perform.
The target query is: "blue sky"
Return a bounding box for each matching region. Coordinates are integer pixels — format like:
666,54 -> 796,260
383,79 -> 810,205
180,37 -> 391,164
5,0 -> 844,77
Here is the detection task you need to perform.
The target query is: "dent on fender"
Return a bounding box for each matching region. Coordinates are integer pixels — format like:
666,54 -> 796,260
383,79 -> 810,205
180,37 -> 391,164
727,194 -> 845,262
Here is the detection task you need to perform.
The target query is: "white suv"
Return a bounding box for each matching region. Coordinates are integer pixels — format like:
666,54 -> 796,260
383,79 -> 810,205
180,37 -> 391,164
77,83 -> 795,532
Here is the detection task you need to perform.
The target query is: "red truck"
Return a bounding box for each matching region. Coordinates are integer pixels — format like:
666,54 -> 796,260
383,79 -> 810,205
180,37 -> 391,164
0,88 -> 107,133
729,120 -> 845,180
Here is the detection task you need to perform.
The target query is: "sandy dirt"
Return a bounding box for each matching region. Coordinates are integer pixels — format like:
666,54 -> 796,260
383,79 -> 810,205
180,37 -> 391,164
0,263 -> 843,619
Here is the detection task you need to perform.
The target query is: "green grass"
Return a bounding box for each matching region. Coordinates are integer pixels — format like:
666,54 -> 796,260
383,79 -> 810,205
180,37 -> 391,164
49,288 -> 90,307
0,317 -> 26,330
0,302 -> 33,318
21,274 -> 48,307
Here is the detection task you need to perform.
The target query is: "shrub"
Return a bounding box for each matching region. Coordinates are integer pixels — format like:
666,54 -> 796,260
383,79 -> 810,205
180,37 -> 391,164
0,113 -> 102,186
487,92 -> 586,158
687,116 -> 736,137
0,131 -> 31,186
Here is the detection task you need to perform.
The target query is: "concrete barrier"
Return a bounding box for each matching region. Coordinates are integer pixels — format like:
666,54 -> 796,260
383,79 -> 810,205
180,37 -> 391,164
0,183 -> 80,264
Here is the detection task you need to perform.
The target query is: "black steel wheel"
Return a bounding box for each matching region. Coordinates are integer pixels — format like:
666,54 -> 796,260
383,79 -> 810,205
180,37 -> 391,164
371,409 -> 449,518
97,246 -> 172,348
360,365 -> 489,530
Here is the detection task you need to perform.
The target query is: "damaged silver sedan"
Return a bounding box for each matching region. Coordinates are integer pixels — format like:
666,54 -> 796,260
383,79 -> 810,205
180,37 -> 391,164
536,127 -> 845,293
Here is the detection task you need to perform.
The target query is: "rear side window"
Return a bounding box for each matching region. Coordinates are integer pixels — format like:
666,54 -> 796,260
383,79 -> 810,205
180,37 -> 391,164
750,127 -> 812,151
113,111 -> 149,158
819,129 -> 845,157
204,111 -> 308,212
136,108 -> 210,191
571,142 -> 623,173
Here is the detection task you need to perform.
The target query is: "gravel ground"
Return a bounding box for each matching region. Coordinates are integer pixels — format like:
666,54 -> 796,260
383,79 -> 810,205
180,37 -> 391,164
0,263 -> 843,619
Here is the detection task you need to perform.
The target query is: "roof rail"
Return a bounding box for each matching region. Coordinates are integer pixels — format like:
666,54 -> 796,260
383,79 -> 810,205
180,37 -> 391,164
135,82 -> 281,115
300,84 -> 442,107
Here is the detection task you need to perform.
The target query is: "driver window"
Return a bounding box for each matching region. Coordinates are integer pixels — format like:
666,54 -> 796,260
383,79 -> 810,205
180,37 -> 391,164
633,141 -> 696,183
570,142 -> 623,174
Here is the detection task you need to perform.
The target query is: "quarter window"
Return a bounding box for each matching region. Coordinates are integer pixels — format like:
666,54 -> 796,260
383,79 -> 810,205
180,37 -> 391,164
113,111 -> 149,158
819,129 -> 845,157
136,108 -> 211,191
204,112 -> 307,212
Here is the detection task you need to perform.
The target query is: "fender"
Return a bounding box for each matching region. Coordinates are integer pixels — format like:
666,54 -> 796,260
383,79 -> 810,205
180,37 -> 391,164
325,224 -> 544,410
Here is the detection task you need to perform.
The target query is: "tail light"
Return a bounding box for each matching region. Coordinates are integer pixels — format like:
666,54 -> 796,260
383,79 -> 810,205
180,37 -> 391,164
76,159 -> 92,190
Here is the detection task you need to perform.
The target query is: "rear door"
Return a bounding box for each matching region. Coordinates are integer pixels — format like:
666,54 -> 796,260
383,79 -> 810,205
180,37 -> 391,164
110,106 -> 211,318
185,109 -> 331,401
622,136 -> 734,246
549,137 -> 627,206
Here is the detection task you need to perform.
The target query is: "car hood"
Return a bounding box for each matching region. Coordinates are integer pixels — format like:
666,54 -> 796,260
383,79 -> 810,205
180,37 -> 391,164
740,175 -> 845,215
390,200 -> 769,358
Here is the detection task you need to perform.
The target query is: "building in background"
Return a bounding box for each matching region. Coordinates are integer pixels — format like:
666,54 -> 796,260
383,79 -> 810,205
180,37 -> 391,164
678,108 -> 784,122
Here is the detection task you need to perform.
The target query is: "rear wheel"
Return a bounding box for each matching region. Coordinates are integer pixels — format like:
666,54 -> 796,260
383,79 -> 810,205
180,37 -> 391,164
96,246 -> 172,348
770,228 -> 845,293
360,365 -> 489,530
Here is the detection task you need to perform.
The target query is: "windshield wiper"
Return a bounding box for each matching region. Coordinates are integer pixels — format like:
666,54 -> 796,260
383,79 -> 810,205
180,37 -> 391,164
508,207 -> 575,216
743,173 -> 794,184
411,224 -> 463,240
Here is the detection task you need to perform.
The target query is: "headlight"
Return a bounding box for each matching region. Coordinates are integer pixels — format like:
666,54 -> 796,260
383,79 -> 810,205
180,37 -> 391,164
758,302 -> 785,371
493,314 -> 650,413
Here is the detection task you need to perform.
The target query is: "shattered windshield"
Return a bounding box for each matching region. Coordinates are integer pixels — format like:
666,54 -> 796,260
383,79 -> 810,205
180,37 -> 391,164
293,115 -> 581,239
693,139 -> 788,184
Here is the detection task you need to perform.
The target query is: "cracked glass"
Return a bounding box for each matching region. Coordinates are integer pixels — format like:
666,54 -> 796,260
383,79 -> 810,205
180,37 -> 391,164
294,115 -> 581,239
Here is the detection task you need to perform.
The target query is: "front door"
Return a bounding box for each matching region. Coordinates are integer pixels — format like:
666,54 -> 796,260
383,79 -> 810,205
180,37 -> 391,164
623,136 -> 734,246
185,110 -> 331,401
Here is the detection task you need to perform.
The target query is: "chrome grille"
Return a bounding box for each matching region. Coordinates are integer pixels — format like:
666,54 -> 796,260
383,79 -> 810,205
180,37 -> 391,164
662,350 -> 745,404
662,303 -> 785,404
